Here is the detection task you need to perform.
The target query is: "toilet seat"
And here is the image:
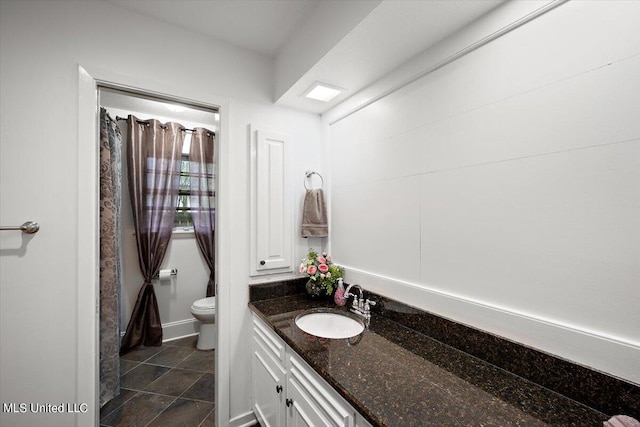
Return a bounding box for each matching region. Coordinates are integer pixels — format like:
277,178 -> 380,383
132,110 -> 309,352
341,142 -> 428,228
192,297 -> 216,310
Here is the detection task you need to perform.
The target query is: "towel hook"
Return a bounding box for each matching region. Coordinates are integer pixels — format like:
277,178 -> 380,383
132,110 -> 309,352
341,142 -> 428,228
304,171 -> 324,190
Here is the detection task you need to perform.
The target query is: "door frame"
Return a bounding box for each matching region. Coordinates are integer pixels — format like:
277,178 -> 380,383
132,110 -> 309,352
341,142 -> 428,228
77,65 -> 231,426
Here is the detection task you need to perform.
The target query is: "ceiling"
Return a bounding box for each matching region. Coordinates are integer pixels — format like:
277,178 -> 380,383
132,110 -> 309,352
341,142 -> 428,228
106,0 -> 318,57
105,0 -> 504,114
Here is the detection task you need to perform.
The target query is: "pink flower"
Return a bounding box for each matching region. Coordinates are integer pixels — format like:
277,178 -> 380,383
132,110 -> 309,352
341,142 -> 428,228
299,263 -> 306,273
326,255 -> 332,263
317,256 -> 327,264
318,263 -> 329,273
307,265 -> 317,275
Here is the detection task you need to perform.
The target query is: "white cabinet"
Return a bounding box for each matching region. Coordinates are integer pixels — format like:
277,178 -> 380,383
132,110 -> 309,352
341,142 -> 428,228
249,128 -> 293,276
287,373 -> 329,427
287,351 -> 355,427
252,315 -> 287,427
252,315 -> 359,427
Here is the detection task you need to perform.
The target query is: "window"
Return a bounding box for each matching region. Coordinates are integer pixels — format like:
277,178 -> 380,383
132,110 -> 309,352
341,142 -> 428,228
175,134 -> 193,230
175,170 -> 192,228
173,133 -> 216,231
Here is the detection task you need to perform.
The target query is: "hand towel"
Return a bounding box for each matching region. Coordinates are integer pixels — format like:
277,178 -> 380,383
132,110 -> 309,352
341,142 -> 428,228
604,415 -> 640,427
301,189 -> 328,238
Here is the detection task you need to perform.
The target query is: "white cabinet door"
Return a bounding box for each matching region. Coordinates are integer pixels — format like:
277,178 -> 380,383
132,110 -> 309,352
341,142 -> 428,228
288,352 -> 355,427
287,374 -> 331,427
252,316 -> 287,427
253,343 -> 286,427
250,128 -> 293,276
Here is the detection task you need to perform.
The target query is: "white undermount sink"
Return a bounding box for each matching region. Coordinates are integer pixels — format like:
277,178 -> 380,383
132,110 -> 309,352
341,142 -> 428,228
295,308 -> 365,339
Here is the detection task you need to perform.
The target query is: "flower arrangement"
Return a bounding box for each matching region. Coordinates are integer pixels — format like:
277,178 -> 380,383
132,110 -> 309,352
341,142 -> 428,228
299,249 -> 343,297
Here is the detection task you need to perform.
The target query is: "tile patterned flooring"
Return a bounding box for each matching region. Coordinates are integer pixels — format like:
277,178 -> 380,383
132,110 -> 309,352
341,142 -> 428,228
100,335 -> 215,427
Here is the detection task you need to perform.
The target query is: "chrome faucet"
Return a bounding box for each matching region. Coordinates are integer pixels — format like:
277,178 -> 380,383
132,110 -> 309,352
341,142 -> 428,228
344,283 -> 362,312
344,284 -> 376,318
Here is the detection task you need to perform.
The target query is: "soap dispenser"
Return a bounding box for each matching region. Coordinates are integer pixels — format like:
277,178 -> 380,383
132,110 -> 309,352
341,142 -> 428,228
334,278 -> 346,306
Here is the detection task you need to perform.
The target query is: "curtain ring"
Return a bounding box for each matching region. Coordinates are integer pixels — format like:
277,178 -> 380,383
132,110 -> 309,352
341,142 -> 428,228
304,171 -> 324,190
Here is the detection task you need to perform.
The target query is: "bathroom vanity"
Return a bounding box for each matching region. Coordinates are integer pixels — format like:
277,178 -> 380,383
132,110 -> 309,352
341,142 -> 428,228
249,287 -> 639,427
252,313 -> 370,427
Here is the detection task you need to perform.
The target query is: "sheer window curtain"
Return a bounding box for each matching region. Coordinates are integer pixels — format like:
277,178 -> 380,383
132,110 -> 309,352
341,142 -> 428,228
120,116 -> 184,355
99,108 -> 122,406
189,128 -> 216,297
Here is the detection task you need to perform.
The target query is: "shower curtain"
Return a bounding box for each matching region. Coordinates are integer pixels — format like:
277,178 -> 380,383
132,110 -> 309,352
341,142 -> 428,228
190,128 -> 216,297
120,116 -> 184,355
99,108 -> 122,406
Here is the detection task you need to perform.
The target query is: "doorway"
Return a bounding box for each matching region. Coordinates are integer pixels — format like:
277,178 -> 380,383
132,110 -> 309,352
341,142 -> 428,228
98,86 -> 220,426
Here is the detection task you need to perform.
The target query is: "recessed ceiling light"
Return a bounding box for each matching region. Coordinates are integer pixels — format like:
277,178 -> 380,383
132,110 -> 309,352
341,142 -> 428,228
302,81 -> 343,102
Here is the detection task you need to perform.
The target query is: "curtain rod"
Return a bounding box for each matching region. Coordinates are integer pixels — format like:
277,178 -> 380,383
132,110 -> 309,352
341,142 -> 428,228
115,116 -> 215,136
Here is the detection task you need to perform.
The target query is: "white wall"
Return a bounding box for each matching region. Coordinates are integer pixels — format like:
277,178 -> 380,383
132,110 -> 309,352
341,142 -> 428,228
227,101 -> 324,418
0,1 -> 322,426
328,0 -> 640,384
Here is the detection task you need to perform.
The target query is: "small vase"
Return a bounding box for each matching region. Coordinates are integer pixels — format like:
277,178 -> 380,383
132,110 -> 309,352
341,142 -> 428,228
305,279 -> 324,299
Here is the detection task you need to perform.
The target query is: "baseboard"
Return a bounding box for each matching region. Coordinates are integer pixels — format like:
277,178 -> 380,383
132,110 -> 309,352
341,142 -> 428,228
161,318 -> 200,342
345,266 -> 640,385
119,319 -> 200,341
229,410 -> 257,427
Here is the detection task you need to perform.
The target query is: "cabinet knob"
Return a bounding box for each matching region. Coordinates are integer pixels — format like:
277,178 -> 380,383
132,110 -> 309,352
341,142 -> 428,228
276,385 -> 283,394
286,398 -> 293,407
260,260 -> 266,266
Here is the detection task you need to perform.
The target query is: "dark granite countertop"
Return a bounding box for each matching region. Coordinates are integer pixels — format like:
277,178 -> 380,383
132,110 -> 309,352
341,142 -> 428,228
249,294 -> 612,427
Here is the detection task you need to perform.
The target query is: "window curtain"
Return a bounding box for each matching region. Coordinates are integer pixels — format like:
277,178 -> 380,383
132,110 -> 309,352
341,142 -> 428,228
99,108 -> 122,406
190,128 -> 216,297
120,116 -> 184,355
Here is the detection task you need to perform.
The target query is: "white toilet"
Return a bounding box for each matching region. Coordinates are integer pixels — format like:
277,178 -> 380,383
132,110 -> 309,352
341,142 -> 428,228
190,297 -> 216,350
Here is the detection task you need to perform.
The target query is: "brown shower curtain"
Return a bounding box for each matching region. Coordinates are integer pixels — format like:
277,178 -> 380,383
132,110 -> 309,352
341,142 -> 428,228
120,116 -> 184,355
99,108 -> 122,405
189,128 -> 216,297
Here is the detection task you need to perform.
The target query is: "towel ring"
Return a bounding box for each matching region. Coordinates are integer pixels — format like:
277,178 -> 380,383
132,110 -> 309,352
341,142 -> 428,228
304,171 -> 324,190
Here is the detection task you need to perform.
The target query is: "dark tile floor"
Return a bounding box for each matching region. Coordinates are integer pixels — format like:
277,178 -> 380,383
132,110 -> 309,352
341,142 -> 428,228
100,335 -> 216,427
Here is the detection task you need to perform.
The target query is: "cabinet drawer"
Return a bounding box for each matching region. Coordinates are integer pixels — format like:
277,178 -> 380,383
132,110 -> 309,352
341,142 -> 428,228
253,315 -> 286,364
288,351 -> 355,427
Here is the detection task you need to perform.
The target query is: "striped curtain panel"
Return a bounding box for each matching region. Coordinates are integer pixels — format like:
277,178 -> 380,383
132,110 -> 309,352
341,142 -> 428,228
120,116 -> 184,355
189,128 -> 216,297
